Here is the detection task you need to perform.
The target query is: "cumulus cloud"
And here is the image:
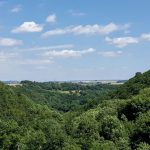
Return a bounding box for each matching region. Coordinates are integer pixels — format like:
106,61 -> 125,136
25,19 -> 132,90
12,22 -> 43,33
42,23 -> 129,38
11,5 -> 22,13
141,33 -> 150,41
105,36 -> 138,48
98,51 -> 123,57
43,48 -> 96,58
0,37 -> 23,46
71,23 -> 118,35
46,14 -> 56,23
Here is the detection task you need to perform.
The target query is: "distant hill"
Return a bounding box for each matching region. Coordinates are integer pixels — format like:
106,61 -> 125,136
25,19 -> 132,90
16,81 -> 116,112
2,80 -> 20,84
111,70 -> 150,99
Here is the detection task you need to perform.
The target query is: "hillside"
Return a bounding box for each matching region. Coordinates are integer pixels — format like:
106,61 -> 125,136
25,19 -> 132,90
111,70 -> 150,99
0,82 -> 69,150
0,70 -> 150,149
65,88 -> 150,149
14,81 -> 116,112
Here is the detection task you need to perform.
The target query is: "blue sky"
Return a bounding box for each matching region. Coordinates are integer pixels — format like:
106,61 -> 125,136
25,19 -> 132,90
0,0 -> 150,81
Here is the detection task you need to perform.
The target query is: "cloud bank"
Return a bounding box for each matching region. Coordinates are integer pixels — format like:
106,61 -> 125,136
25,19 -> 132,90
42,23 -> 129,38
105,36 -> 138,48
0,37 -> 23,46
43,48 -> 96,58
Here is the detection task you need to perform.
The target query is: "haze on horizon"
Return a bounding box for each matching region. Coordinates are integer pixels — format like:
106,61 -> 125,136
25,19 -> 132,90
0,0 -> 150,81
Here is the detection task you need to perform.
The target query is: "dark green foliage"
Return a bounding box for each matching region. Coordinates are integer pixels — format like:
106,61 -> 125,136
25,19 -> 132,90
118,88 -> 150,121
15,81 -> 115,112
111,70 -> 150,99
72,117 -> 100,150
0,83 -> 67,150
0,69 -> 150,149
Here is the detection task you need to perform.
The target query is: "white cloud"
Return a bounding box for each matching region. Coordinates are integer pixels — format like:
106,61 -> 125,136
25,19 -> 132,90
12,22 -> 43,33
22,44 -> 74,51
42,23 -> 129,38
0,52 -> 18,62
105,36 -> 138,48
71,23 -> 118,35
46,14 -> 56,23
141,33 -> 150,41
11,5 -> 22,13
0,37 -> 23,46
42,29 -> 67,37
98,51 -> 123,57
43,48 -> 96,58
0,52 -> 54,65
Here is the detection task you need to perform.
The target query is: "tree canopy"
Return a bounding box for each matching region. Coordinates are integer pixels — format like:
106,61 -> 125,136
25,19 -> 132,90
0,70 -> 150,149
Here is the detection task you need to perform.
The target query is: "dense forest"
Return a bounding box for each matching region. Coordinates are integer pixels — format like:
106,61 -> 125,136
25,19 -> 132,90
15,81 -> 117,112
0,70 -> 150,150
